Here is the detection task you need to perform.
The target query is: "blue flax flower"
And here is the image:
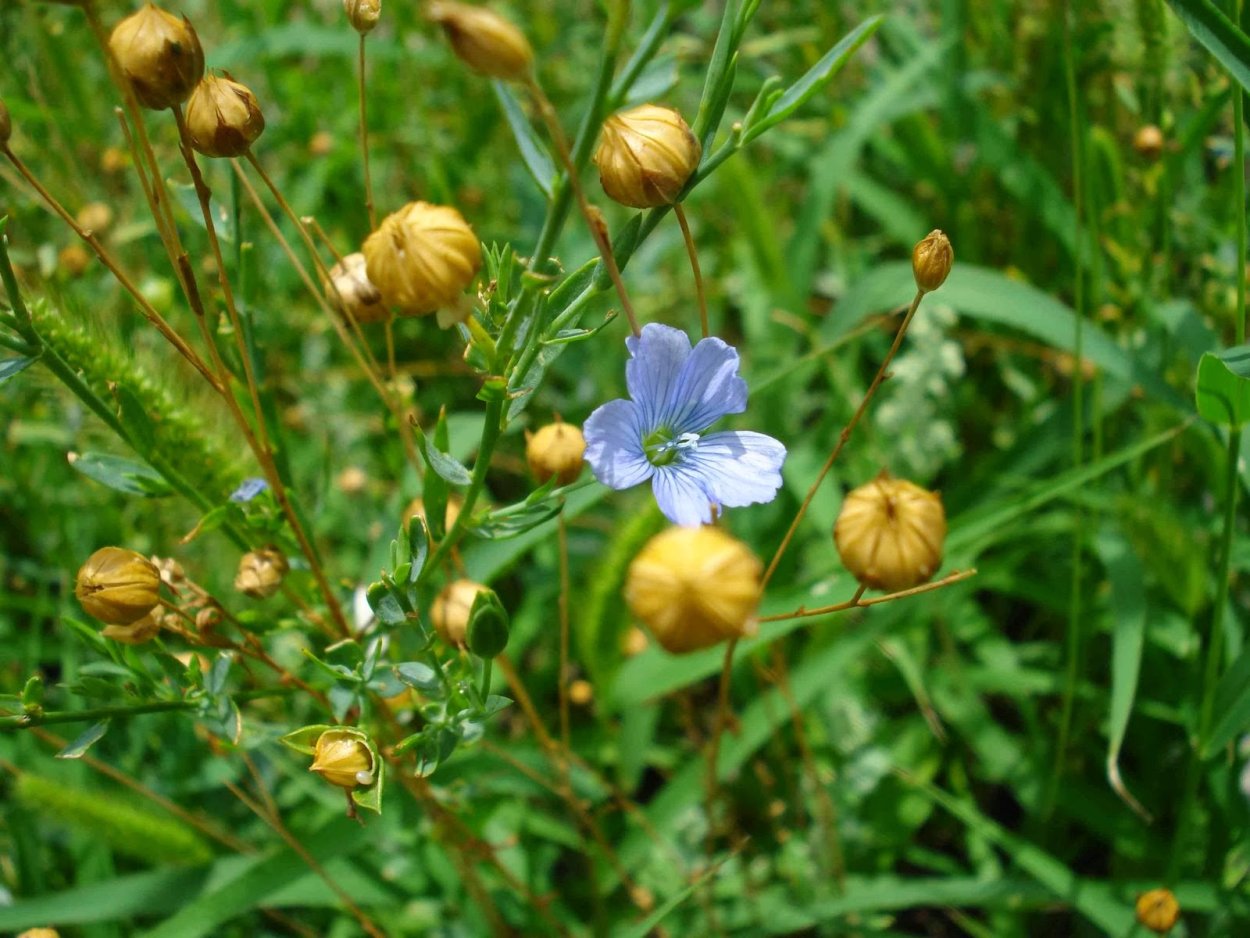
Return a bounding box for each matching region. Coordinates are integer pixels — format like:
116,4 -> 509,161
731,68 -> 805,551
584,323 -> 786,526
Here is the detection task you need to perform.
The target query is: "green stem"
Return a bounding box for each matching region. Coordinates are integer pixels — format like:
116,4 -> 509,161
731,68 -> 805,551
0,688 -> 289,731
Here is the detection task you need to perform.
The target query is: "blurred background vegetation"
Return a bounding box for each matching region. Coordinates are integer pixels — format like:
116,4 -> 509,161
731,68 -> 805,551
2,0 -> 1249,934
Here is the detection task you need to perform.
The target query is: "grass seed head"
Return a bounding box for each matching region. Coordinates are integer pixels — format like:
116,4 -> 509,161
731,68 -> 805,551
185,74 -> 265,158
594,104 -> 701,209
75,547 -> 163,626
834,472 -> 946,592
427,2 -> 533,81
108,4 -> 204,110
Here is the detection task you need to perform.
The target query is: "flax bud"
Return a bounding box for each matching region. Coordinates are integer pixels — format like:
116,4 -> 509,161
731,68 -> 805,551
430,579 -> 488,648
625,526 -> 762,654
427,2 -> 533,81
362,201 -> 481,316
101,611 -> 163,644
325,252 -> 388,324
594,104 -> 701,209
344,0 -> 382,35
526,420 -> 585,486
234,547 -> 288,599
0,98 -> 11,146
310,729 -> 375,789
108,4 -> 204,110
1135,888 -> 1180,934
185,74 -> 265,158
76,547 -> 162,626
912,229 -> 953,294
834,473 -> 946,592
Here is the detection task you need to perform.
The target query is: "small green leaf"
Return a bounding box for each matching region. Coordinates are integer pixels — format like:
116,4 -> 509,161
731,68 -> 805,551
56,720 -> 111,759
415,423 -> 471,486
394,661 -> 441,692
493,81 -> 555,196
1203,638 -> 1250,756
112,383 -> 158,454
70,452 -> 173,497
0,355 -> 35,382
1164,0 -> 1250,96
1195,346 -> 1250,426
407,516 -> 429,582
278,723 -> 337,755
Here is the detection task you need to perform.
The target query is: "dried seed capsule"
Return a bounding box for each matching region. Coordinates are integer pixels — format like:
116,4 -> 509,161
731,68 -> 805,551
101,611 -> 163,644
912,229 -> 953,294
834,473 -> 946,592
427,2 -> 533,81
0,98 -> 12,146
625,526 -> 762,654
185,74 -> 265,158
234,547 -> 288,599
325,252 -> 388,324
344,0 -> 382,34
593,104 -> 701,209
569,679 -> 593,706
17,929 -> 61,938
362,201 -> 481,316
526,420 -> 586,486
76,203 -> 114,235
1135,888 -> 1180,934
108,4 -> 204,110
310,729 -> 375,789
58,244 -> 91,278
76,547 -> 162,626
430,579 -> 488,647
1133,124 -> 1164,161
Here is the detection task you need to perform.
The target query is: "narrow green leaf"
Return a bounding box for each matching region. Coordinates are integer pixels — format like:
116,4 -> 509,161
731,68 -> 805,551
55,720 -> 111,759
493,81 -> 555,197
1195,346 -> 1250,426
1164,0 -> 1250,94
69,452 -> 173,497
0,355 -> 35,382
1203,637 -> 1250,755
414,424 -> 473,487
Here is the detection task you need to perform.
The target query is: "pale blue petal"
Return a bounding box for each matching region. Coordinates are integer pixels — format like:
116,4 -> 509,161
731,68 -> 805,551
685,430 -> 786,508
651,465 -> 714,526
583,398 -> 654,490
666,336 -> 748,433
625,323 -> 692,428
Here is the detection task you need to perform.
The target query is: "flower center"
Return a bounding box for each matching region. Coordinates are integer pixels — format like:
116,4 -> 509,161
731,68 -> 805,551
643,428 -> 700,467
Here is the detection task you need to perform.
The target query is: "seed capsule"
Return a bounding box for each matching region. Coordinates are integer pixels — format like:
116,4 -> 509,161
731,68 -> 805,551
108,4 -> 205,110
325,252 -> 388,324
834,473 -> 946,592
17,929 -> 61,938
234,547 -> 288,599
185,74 -> 265,158
912,229 -> 953,294
593,104 -> 701,209
526,420 -> 586,486
1133,124 -> 1164,161
430,579 -> 488,647
76,202 -> 114,235
310,729 -> 375,789
1135,888 -> 1180,934
427,2 -> 533,81
344,0 -> 382,34
75,547 -> 162,626
625,526 -> 762,654
362,201 -> 481,316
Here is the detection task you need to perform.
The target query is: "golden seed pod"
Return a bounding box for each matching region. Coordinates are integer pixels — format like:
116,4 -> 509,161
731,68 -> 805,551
17,929 -> 61,938
526,421 -> 586,486
76,547 -> 162,626
0,97 -> 11,145
569,679 -> 593,706
108,4 -> 205,110
344,0 -> 382,34
593,104 -> 701,209
325,251 -> 388,325
185,74 -> 265,159
1133,124 -> 1164,161
234,547 -> 288,599
427,2 -> 533,81
912,229 -> 953,294
625,526 -> 762,654
1135,888 -> 1180,934
76,202 -> 114,235
362,201 -> 482,316
310,729 -> 375,789
58,244 -> 92,278
430,578 -> 488,647
834,473 -> 946,592
101,611 -> 163,645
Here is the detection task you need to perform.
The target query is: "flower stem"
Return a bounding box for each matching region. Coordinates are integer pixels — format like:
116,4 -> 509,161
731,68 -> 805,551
358,33 -> 376,230
674,203 -> 709,338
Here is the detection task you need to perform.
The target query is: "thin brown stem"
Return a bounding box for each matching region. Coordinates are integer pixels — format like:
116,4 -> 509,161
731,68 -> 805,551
758,569 -> 976,623
674,203 -> 709,338
525,76 -> 641,336
358,34 -> 376,229
703,637 -> 738,854
557,510 -> 572,756
762,289 -> 928,589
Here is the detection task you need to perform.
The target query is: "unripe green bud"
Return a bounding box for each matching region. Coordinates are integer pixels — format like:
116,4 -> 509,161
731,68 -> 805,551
467,587 -> 509,658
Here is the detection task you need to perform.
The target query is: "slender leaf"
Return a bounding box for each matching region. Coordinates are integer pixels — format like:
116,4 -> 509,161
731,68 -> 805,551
69,452 -> 173,497
494,82 -> 555,197
1195,345 -> 1250,426
55,719 -> 111,759
1164,0 -> 1250,94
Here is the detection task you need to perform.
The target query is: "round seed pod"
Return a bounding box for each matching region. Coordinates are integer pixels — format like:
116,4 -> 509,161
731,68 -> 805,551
310,729 -> 375,789
108,4 -> 204,110
430,578 -> 488,648
593,104 -> 701,209
185,74 -> 265,158
76,547 -> 162,626
911,229 -> 953,294
325,252 -> 388,325
834,473 -> 946,592
1135,888 -> 1180,934
58,244 -> 91,278
234,547 -> 288,599
362,202 -> 481,316
427,2 -> 533,81
344,0 -> 382,34
526,421 -> 586,486
0,98 -> 12,145
17,929 -> 62,938
76,202 -> 114,235
625,526 -> 762,654
1133,124 -> 1164,161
